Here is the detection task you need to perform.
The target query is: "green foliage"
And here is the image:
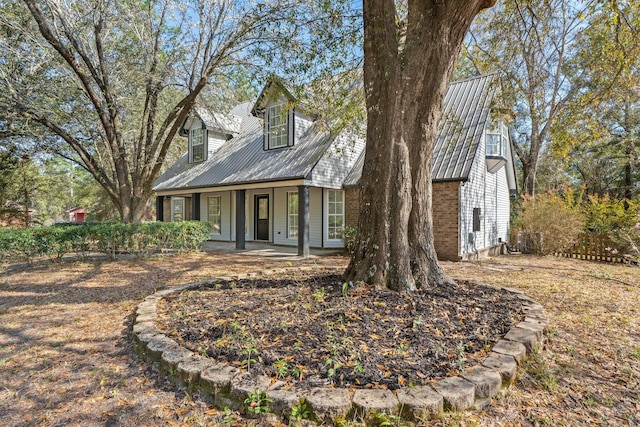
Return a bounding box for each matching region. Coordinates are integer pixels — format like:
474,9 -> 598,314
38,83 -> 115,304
0,221 -> 209,263
342,226 -> 357,254
370,411 -> 409,427
583,195 -> 638,235
243,389 -> 271,416
516,189 -> 586,255
290,399 -> 311,421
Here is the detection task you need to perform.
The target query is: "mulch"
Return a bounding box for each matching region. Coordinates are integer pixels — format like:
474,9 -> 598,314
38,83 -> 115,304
156,271 -> 524,390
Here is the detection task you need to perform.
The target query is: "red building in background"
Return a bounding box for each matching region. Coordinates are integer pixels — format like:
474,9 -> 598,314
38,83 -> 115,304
68,207 -> 86,223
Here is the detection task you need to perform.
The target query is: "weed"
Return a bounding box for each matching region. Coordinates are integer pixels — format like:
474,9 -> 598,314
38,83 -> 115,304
342,281 -> 350,298
273,359 -> 289,379
525,352 -> 559,393
221,406 -> 235,426
291,398 -> 311,421
371,411 -> 409,427
244,388 -> 272,415
325,358 -> 342,378
197,345 -> 206,357
412,318 -> 423,329
313,287 -> 326,302
109,388 -> 119,398
291,365 -> 303,380
396,342 -> 410,356
352,361 -> 364,374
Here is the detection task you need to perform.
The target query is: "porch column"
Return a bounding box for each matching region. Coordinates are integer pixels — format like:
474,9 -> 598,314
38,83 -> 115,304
235,190 -> 246,250
155,195 -> 164,221
298,185 -> 310,257
192,193 -> 201,221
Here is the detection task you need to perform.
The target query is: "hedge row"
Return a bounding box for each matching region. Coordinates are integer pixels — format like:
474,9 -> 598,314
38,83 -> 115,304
0,221 -> 210,263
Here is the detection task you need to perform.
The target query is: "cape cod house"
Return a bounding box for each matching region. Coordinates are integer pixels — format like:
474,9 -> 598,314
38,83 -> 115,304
153,74 -> 517,260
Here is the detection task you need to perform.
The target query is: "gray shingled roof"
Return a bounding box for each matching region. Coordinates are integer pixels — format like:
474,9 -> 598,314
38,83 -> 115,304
344,74 -> 497,187
153,116 -> 334,192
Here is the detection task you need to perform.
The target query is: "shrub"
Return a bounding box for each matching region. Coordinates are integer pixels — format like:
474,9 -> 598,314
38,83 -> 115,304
517,190 -> 585,255
0,221 -> 210,263
342,226 -> 357,254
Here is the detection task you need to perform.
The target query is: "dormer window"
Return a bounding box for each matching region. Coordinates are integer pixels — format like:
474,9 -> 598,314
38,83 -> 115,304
264,104 -> 295,150
190,128 -> 206,163
486,119 -> 508,158
268,105 -> 287,148
486,115 -> 509,173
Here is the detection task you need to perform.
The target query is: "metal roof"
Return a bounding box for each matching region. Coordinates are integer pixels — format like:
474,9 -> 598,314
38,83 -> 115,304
344,74 -> 498,187
194,107 -> 242,135
155,74 -> 499,193
153,115 -> 335,192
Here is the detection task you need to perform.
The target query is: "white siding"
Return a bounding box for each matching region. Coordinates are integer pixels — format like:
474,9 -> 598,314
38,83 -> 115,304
460,135 -> 487,255
272,186 -> 323,248
496,167 -> 511,243
273,187 -> 295,246
309,132 -> 365,189
309,187 -> 323,247
295,111 -> 314,140
460,132 -> 512,256
484,170 -> 499,247
200,191 -> 232,241
208,131 -> 227,156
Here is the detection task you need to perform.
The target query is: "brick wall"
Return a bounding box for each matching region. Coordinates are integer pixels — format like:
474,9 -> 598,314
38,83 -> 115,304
432,182 -> 461,261
345,188 -> 360,229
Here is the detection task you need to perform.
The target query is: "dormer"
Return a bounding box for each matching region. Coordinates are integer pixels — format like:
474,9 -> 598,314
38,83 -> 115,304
485,110 -> 510,173
251,77 -> 297,151
180,107 -> 241,163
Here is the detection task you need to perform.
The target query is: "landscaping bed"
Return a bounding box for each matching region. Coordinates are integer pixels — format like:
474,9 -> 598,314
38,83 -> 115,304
156,272 -> 524,391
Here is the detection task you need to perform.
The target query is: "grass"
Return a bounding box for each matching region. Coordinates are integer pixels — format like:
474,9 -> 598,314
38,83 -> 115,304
0,252 -> 638,426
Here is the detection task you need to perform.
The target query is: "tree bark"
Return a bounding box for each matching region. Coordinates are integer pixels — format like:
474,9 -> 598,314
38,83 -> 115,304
346,0 -> 495,291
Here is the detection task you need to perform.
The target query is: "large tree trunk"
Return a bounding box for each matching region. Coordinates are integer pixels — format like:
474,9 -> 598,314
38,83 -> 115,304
346,0 -> 496,291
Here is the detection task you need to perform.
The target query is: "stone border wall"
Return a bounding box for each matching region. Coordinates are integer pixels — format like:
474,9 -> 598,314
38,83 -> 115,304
132,266 -> 548,424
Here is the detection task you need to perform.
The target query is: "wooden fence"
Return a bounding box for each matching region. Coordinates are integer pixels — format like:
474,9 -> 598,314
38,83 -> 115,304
555,233 -> 628,263
511,231 -> 628,263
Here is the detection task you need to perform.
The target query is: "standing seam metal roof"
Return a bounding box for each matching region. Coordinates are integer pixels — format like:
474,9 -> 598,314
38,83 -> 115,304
344,74 -> 497,187
153,116 -> 334,192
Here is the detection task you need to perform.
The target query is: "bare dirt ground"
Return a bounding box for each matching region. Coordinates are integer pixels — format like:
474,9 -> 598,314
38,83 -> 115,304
1,251 -> 638,426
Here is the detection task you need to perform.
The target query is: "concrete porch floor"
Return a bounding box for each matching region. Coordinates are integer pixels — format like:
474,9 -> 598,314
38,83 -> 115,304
200,240 -> 344,260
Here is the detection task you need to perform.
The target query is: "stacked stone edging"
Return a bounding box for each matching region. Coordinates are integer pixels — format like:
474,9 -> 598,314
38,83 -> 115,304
132,267 -> 549,424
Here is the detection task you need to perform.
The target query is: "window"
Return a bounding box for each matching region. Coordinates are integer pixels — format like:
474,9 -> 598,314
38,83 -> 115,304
171,197 -> 185,222
327,190 -> 344,240
486,117 -> 508,158
473,208 -> 481,232
267,104 -> 288,149
190,128 -> 206,162
287,192 -> 298,238
208,196 -> 221,234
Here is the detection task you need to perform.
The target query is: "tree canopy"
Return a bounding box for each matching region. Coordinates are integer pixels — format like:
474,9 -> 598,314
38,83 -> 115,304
0,0 -> 361,223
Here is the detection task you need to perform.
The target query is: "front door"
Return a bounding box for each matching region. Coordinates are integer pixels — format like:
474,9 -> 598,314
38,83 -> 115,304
255,195 -> 269,241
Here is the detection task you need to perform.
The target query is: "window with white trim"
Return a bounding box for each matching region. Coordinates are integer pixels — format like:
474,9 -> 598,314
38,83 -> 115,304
171,197 -> 184,222
287,192 -> 298,238
190,128 -> 206,162
327,190 -> 344,240
267,104 -> 288,149
486,116 -> 508,158
208,196 -> 221,234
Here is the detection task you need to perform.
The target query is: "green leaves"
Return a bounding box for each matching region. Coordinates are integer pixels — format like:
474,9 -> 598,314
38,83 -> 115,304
0,220 -> 210,263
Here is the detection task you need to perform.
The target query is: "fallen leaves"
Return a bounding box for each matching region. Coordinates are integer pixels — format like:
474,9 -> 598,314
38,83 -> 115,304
158,272 -> 524,390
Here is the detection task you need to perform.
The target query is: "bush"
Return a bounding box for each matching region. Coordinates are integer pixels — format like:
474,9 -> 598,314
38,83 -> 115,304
342,226 -> 357,254
0,221 -> 210,263
517,190 -> 585,255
